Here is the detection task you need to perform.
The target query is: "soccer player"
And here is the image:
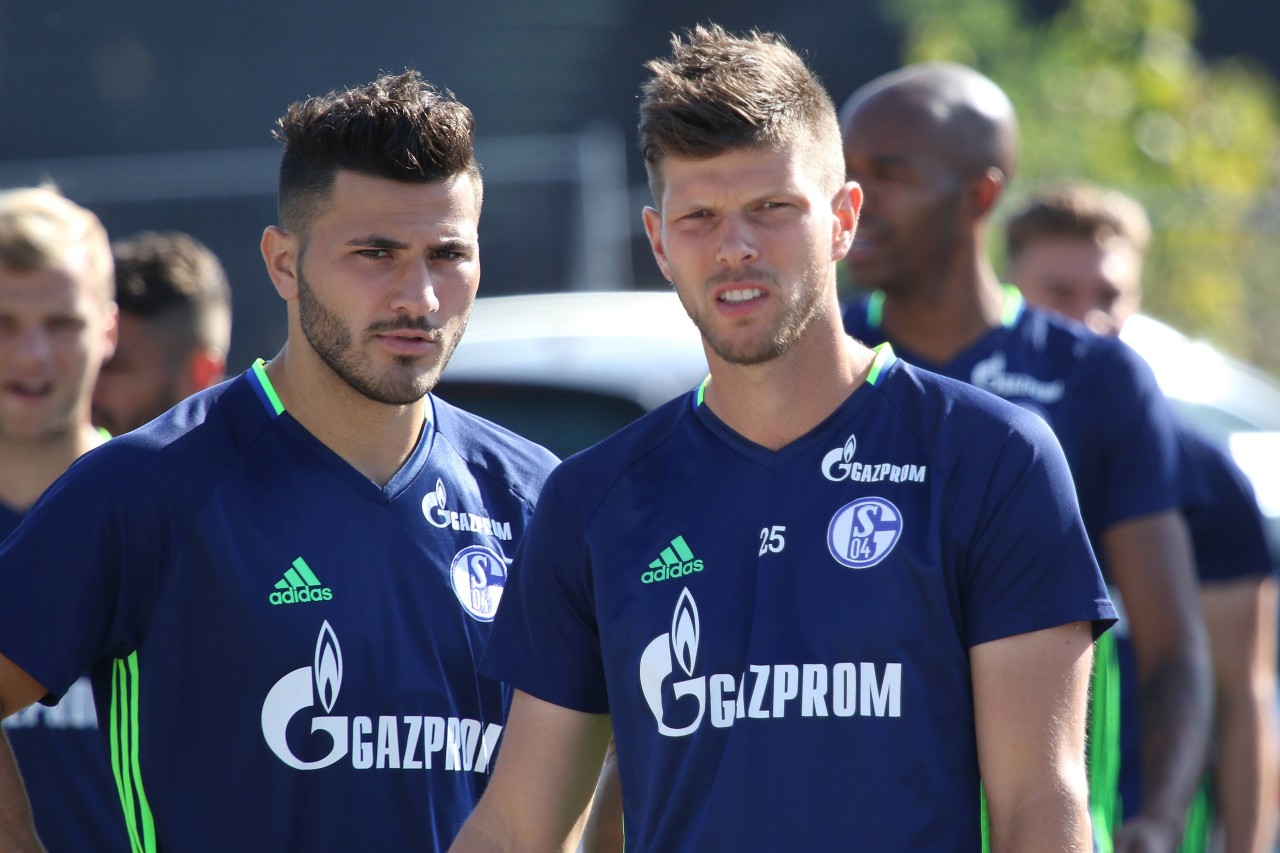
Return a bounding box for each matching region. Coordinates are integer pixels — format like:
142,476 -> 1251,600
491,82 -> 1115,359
92,230 -> 232,436
0,186 -> 130,852
839,64 -> 1213,852
451,25 -> 1114,852
1006,182 -> 1279,853
0,71 -> 557,850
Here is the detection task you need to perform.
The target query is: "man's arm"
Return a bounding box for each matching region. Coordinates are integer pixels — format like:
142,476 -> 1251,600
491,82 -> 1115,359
580,741 -> 623,853
972,620 -> 1094,852
451,690 -> 612,852
0,652 -> 52,852
1201,576 -> 1279,853
1105,510 -> 1213,852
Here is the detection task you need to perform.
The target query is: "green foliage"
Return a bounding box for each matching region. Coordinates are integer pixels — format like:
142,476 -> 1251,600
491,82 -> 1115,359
883,0 -> 1280,374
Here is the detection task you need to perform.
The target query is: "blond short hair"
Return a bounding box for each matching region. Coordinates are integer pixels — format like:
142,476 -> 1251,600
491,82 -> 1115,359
0,186 -> 114,301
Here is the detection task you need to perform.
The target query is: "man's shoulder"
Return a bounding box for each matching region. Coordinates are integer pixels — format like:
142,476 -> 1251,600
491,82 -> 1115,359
1014,305 -> 1141,368
879,357 -> 1056,440
1177,420 -> 1255,506
96,373 -> 260,463
57,373 -> 268,513
430,395 -> 561,500
545,390 -> 695,496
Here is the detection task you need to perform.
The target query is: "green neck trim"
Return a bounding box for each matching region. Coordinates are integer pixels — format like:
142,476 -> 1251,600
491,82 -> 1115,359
866,290 -> 886,328
864,286 -> 1022,329
998,284 -> 1024,327
252,358 -> 286,416
866,342 -> 895,386
695,374 -> 711,408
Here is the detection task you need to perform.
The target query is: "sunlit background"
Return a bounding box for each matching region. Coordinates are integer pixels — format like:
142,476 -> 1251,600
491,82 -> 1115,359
2,0 -> 1276,377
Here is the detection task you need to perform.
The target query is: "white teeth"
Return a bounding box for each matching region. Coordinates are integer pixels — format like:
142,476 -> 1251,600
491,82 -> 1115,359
720,288 -> 763,303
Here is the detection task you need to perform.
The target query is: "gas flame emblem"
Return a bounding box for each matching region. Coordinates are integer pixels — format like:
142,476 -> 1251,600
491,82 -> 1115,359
313,620 -> 343,714
671,588 -> 699,677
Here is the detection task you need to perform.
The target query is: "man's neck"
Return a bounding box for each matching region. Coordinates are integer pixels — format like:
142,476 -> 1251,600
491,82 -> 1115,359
877,259 -> 1005,364
701,309 -> 875,452
0,422 -> 105,513
263,345 -> 429,488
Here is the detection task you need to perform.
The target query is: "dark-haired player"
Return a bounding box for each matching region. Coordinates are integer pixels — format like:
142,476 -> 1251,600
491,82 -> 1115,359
840,64 -> 1212,852
92,230 -> 232,436
0,72 -> 556,850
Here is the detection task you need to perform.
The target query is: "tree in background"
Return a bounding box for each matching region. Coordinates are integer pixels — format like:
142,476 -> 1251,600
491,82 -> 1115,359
884,0 -> 1280,374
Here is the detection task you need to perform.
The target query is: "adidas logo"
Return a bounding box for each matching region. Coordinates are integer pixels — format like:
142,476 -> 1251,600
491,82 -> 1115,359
269,557 -> 333,606
641,535 -> 704,584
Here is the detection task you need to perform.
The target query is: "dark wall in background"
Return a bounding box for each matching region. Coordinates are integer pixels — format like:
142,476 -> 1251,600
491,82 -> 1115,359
0,0 -> 1268,372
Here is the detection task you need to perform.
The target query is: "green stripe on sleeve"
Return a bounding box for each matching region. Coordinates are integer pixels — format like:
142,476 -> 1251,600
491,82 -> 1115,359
111,654 -> 157,853
1087,631 -> 1120,853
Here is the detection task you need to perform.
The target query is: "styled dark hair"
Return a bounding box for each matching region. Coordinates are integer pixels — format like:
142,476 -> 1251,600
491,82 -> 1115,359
113,231 -> 232,355
1005,182 -> 1151,262
273,70 -> 481,237
638,24 -> 844,203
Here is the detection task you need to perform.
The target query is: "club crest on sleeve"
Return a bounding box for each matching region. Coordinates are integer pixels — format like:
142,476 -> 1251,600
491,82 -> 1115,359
827,497 -> 903,569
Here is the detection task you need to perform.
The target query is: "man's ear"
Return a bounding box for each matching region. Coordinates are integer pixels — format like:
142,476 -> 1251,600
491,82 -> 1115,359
100,301 -> 119,365
642,206 -> 674,284
184,347 -> 227,395
832,181 -> 863,261
261,226 -> 300,300
967,168 -> 1006,220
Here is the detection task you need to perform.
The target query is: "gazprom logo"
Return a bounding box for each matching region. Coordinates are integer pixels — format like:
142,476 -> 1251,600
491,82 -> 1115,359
639,588 -> 706,737
638,589 -> 904,737
971,352 -> 1064,404
422,478 -> 512,541
821,434 -> 926,484
827,497 -> 903,569
260,622 -> 502,774
262,621 -> 348,770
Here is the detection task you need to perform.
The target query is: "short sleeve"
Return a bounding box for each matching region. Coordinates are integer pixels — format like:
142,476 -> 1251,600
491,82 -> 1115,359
1084,341 -> 1183,528
961,411 -> 1117,647
481,463 -> 609,713
0,446 -> 168,700
1180,426 -> 1274,583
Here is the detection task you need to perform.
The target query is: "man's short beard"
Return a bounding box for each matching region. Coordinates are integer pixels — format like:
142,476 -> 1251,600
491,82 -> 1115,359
680,266 -> 829,366
296,265 -> 464,405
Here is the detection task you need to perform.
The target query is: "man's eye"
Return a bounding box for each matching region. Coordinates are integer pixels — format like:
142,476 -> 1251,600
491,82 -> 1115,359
357,249 -> 391,259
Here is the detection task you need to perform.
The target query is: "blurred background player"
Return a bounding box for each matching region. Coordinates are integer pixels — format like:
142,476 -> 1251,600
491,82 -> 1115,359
0,186 -> 129,850
1007,181 -> 1279,853
92,230 -> 232,436
839,63 -> 1212,852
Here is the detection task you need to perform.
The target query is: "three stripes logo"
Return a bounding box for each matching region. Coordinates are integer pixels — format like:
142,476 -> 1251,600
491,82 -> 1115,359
641,535 -> 704,585
269,557 -> 333,606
